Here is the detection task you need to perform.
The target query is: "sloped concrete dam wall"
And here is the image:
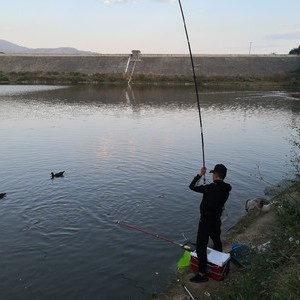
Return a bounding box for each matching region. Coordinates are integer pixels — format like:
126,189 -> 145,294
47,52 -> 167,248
0,54 -> 299,77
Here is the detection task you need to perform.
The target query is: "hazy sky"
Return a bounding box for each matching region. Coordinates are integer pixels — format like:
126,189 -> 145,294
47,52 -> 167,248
1,0 -> 300,54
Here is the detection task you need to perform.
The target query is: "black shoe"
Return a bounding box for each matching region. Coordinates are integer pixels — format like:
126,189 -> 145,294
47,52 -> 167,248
189,273 -> 208,283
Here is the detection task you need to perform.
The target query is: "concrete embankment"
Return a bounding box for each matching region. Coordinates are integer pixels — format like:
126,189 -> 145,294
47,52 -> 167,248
0,54 -> 300,77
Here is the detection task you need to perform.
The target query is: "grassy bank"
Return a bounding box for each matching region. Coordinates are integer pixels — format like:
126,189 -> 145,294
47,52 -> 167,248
0,70 -> 300,90
215,181 -> 300,300
158,180 -> 300,300
199,70 -> 300,91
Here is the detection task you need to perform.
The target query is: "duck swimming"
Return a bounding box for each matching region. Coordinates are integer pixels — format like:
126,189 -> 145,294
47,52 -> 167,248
0,193 -> 6,199
51,171 -> 65,179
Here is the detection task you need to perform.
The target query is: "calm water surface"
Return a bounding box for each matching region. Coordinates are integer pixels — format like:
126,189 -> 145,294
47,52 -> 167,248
0,85 -> 299,299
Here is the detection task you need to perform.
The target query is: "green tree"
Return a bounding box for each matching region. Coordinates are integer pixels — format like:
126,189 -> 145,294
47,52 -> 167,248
289,45 -> 300,55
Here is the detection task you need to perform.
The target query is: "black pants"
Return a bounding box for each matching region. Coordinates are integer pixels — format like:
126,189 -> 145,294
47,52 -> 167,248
196,218 -> 222,273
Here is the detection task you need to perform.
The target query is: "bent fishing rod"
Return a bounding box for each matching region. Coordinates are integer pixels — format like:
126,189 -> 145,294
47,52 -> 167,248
177,0 -> 206,183
117,220 -> 194,251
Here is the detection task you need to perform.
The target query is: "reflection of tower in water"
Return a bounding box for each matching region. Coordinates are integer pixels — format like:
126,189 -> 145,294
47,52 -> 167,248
125,85 -> 141,115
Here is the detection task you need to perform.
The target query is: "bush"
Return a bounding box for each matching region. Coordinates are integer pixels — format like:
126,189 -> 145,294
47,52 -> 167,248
0,72 -> 9,83
289,45 -> 300,55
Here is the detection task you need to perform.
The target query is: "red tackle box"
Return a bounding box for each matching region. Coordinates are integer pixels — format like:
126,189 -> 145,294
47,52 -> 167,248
190,248 -> 230,281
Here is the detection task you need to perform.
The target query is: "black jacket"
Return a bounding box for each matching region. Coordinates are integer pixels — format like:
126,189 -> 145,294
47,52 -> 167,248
189,175 -> 232,221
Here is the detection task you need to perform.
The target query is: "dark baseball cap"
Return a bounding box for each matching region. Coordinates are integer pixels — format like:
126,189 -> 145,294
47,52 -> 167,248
209,164 -> 227,179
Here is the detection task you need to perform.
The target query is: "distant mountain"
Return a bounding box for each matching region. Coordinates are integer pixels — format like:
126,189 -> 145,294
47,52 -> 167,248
0,39 -> 98,55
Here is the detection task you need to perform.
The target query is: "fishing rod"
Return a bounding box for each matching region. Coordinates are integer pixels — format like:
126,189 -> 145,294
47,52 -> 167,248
177,0 -> 206,183
117,220 -> 194,251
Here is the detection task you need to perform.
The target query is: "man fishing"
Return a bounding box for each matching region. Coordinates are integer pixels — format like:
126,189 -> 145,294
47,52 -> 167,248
189,164 -> 232,283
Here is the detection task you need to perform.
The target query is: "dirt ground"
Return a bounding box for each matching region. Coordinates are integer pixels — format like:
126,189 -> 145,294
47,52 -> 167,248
157,189 -> 289,300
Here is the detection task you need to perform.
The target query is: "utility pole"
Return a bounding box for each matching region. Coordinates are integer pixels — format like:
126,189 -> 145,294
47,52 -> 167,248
249,42 -> 252,55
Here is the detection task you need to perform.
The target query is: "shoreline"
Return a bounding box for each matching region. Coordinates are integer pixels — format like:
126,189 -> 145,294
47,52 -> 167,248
157,180 -> 300,299
0,70 -> 300,91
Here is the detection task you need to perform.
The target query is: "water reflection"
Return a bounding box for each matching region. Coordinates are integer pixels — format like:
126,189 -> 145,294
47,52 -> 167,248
6,85 -> 299,114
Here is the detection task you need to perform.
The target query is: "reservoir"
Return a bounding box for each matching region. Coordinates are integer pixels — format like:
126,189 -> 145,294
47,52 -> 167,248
0,85 -> 299,299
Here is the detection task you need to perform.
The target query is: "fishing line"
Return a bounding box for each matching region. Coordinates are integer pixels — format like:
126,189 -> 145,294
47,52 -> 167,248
177,0 -> 206,183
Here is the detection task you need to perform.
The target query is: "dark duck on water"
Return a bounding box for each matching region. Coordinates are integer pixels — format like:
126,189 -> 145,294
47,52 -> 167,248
51,171 -> 65,179
0,193 -> 7,199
